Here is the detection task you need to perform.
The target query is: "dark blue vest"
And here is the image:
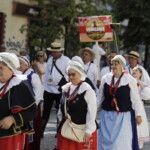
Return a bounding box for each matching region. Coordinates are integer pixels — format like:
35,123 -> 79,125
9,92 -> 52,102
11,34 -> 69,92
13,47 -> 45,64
61,91 -> 87,124
102,83 -> 133,112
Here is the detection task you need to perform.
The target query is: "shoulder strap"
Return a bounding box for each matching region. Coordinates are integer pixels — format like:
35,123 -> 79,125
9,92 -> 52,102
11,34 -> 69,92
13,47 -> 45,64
53,60 -> 64,77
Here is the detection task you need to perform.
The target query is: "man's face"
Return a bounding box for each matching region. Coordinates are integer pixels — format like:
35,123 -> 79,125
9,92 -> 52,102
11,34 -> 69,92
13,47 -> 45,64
82,51 -> 92,63
50,51 -> 61,59
128,57 -> 138,68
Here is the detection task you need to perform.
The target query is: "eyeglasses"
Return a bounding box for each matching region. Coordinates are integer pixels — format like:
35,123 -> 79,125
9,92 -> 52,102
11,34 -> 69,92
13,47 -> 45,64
37,55 -> 43,58
68,73 -> 76,77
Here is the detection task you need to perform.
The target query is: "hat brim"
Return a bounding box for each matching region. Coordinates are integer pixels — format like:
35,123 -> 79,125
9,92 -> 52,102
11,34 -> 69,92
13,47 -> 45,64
79,48 -> 95,60
127,54 -> 141,62
47,47 -> 64,51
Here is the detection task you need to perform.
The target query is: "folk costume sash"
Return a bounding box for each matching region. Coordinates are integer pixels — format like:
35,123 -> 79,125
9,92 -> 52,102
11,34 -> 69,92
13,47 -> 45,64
61,81 -> 86,142
109,73 -> 124,114
66,81 -> 82,104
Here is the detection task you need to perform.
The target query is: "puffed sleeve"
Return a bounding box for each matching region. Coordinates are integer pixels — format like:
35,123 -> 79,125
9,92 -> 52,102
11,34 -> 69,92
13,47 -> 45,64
9,81 -> 37,128
97,76 -> 105,110
141,87 -> 150,100
129,78 -> 142,117
84,87 -> 97,134
31,73 -> 43,105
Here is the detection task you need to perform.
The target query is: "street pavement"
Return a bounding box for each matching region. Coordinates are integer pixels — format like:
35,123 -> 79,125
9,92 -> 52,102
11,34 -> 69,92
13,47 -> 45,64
40,104 -> 150,150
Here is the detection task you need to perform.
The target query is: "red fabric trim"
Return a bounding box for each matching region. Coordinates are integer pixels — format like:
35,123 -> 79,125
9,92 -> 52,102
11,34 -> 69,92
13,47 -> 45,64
11,107 -> 24,114
57,130 -> 97,150
0,133 -> 25,150
109,73 -> 124,114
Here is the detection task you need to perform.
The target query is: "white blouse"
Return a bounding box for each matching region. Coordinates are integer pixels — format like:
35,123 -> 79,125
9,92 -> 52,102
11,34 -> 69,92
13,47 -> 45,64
97,72 -> 142,117
57,82 -> 97,134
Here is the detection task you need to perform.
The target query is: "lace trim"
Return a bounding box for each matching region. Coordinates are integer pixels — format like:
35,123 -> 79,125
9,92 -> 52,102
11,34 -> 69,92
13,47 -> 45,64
62,82 -> 91,94
104,72 -> 133,87
0,74 -> 27,94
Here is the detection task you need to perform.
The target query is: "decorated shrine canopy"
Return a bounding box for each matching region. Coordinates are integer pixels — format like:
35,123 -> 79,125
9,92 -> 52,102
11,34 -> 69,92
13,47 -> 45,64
79,15 -> 113,42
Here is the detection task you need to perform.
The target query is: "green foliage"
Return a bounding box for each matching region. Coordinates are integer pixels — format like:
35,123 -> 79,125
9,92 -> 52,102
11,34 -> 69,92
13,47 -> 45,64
114,0 -> 150,48
29,6 -> 63,50
29,0 -> 113,56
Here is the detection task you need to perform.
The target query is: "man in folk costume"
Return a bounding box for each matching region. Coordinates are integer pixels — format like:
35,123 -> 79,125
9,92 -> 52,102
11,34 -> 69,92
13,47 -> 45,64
79,47 -> 100,89
126,51 -> 150,87
41,42 -> 70,138
19,56 -> 43,150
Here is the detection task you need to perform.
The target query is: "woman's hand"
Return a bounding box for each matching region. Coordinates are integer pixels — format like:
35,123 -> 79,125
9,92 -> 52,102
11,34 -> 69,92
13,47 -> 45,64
84,133 -> 92,143
136,116 -> 142,125
0,116 -> 14,130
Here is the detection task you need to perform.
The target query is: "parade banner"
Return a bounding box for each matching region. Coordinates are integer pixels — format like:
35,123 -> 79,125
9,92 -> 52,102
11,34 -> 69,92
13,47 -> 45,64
79,15 -> 113,42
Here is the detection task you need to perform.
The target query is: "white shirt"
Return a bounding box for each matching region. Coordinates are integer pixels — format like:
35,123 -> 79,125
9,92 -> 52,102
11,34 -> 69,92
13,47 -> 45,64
97,72 -> 142,117
57,82 -> 97,134
44,55 -> 70,94
92,44 -> 106,64
84,62 -> 98,88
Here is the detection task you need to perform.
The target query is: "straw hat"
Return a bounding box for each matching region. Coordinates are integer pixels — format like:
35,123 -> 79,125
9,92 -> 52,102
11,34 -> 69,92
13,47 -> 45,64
47,42 -> 64,51
79,47 -> 95,60
127,51 -> 141,61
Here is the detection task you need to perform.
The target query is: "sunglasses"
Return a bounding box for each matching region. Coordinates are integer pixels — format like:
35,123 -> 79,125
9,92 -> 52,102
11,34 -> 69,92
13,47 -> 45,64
68,73 -> 76,77
37,55 -> 43,57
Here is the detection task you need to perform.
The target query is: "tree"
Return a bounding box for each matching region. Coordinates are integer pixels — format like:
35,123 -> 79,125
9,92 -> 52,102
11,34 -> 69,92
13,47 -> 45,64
29,0 -> 113,57
55,0 -> 113,56
114,0 -> 150,67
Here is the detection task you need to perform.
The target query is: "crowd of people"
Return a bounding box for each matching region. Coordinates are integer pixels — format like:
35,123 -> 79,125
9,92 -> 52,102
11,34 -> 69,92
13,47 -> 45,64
0,42 -> 150,150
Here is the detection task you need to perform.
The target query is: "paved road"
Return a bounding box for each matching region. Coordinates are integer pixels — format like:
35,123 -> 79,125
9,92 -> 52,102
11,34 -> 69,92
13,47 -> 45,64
40,104 -> 150,150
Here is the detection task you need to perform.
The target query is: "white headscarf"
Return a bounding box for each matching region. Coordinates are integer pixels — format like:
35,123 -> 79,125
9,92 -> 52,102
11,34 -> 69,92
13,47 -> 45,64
19,56 -> 30,67
0,52 -> 20,74
112,55 -> 126,70
67,60 -> 85,81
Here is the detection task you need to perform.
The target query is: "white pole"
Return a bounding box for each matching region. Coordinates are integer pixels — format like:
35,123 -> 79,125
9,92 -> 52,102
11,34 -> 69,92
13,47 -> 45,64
96,41 -> 101,81
113,30 -> 119,53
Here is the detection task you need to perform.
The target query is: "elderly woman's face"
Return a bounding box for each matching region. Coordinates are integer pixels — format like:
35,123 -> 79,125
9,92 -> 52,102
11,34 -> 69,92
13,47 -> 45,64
19,59 -> 28,72
37,52 -> 44,61
132,68 -> 142,80
0,62 -> 13,83
111,61 -> 122,73
68,69 -> 81,85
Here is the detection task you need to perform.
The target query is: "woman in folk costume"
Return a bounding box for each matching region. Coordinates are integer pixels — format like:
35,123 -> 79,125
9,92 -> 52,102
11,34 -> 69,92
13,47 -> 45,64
0,52 -> 37,150
97,55 -> 142,150
31,51 -> 47,84
19,56 -> 43,150
132,66 -> 150,150
57,60 -> 98,150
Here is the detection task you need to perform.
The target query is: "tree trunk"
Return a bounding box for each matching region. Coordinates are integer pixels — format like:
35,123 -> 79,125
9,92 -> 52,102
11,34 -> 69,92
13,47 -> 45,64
144,43 -> 149,69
